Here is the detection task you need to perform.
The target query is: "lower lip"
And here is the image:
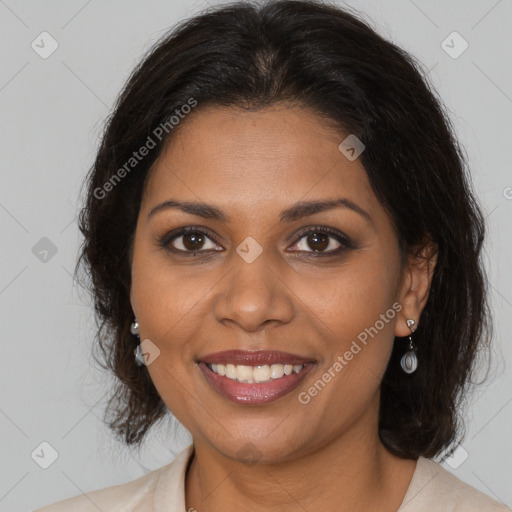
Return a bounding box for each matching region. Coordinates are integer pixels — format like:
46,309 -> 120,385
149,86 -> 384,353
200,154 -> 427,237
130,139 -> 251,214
198,362 -> 315,405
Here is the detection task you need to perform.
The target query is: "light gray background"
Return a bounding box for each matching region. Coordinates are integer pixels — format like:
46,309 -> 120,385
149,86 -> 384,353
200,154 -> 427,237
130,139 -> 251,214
1,0 -> 511,510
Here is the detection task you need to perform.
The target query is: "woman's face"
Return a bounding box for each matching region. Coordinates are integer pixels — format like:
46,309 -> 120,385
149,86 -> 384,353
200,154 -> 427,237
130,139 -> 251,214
130,104 -> 420,463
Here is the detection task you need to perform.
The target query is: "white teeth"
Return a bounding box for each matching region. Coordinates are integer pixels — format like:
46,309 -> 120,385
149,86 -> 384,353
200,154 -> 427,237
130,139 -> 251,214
235,365 -> 253,382
208,363 -> 306,383
225,364 -> 236,379
270,364 -> 284,379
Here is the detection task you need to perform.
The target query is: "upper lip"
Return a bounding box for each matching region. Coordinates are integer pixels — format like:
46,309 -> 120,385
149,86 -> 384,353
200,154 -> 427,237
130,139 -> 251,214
198,349 -> 316,366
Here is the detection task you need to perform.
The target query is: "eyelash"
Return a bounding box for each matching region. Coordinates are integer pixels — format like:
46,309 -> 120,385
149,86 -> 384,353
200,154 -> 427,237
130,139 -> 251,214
157,225 -> 355,258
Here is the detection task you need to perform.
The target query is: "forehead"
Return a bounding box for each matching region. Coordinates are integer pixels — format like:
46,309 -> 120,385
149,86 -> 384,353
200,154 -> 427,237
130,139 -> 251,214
142,104 -> 379,222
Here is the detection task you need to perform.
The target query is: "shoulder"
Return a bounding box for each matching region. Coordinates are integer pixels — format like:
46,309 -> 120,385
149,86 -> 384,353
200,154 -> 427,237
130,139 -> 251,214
398,456 -> 511,512
33,444 -> 194,512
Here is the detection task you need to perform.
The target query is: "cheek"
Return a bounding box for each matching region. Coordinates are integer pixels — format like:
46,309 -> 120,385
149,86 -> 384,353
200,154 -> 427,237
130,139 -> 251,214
130,247 -> 208,419
303,252 -> 399,336
298,251 -> 400,382
131,238 -> 203,340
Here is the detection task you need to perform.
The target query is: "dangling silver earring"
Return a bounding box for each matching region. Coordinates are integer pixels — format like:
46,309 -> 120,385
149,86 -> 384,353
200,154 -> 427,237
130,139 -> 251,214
131,318 -> 145,366
130,318 -> 140,337
400,318 -> 418,374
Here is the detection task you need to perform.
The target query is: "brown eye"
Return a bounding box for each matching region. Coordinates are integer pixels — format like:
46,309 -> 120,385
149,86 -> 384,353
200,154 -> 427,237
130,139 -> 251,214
288,227 -> 353,256
304,232 -> 330,252
181,232 -> 206,251
163,228 -> 222,254
296,231 -> 341,252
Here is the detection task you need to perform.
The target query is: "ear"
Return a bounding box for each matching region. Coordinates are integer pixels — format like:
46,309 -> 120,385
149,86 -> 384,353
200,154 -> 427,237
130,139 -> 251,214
395,236 -> 438,337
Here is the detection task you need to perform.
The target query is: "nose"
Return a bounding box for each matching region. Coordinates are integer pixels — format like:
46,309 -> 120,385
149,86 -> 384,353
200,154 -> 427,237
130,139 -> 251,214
212,248 -> 295,333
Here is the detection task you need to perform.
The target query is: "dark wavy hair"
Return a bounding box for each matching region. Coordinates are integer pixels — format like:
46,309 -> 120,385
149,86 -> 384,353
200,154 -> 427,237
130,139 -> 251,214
75,0 -> 492,459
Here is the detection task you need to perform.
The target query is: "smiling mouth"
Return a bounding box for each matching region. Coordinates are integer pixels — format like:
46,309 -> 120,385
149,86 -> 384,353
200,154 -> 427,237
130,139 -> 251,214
196,349 -> 317,404
197,360 -> 316,405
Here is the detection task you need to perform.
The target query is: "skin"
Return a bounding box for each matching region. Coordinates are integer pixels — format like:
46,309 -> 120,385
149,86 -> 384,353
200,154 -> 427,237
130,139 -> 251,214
129,104 -> 437,512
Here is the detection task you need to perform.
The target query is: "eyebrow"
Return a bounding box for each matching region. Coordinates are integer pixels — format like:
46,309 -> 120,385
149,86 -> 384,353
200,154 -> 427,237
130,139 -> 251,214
147,197 -> 373,225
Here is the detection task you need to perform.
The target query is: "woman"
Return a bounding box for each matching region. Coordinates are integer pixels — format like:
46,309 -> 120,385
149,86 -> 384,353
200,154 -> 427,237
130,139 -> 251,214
35,0 -> 510,510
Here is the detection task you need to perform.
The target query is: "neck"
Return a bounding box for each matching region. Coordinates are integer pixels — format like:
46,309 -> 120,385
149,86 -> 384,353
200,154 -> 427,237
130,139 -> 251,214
185,414 -> 417,512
